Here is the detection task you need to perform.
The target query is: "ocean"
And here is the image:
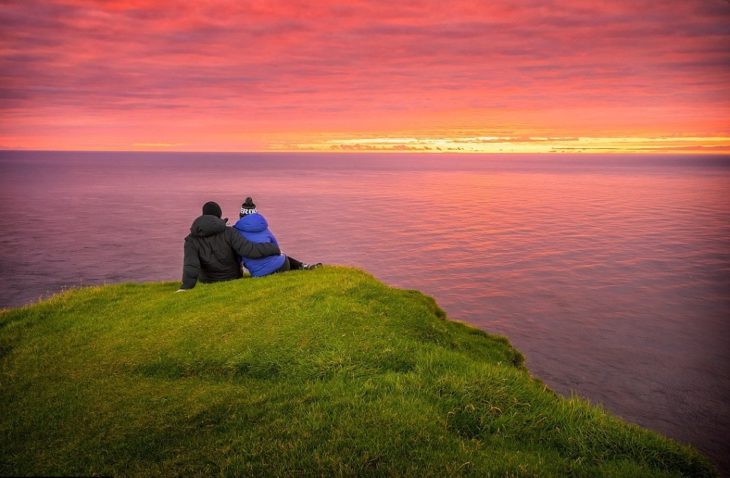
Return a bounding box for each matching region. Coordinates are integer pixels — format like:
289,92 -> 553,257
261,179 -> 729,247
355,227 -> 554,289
1,151 -> 729,472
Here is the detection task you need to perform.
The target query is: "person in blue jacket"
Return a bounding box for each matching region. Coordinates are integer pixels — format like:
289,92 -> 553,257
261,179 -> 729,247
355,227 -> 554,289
233,197 -> 322,277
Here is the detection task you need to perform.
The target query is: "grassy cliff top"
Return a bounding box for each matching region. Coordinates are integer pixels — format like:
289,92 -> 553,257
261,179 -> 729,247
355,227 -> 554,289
0,266 -> 715,477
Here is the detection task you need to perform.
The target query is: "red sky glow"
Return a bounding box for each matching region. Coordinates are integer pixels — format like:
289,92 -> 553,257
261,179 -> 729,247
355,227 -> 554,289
1,0 -> 729,153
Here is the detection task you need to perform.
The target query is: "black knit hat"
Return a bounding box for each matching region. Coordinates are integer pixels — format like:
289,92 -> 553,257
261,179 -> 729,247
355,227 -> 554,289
239,197 -> 257,217
202,201 -> 222,218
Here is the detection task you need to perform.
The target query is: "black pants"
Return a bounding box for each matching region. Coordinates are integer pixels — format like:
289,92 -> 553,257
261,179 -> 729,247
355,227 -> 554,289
275,255 -> 304,273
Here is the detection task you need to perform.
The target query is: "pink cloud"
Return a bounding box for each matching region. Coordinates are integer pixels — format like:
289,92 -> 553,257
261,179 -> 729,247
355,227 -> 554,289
0,0 -> 728,150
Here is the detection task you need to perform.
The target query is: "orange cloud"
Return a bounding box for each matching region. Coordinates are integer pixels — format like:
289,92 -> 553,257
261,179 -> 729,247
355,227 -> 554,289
1,0 -> 728,152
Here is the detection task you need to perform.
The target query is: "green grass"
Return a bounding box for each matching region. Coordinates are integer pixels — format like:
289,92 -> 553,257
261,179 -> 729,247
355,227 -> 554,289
0,266 -> 716,477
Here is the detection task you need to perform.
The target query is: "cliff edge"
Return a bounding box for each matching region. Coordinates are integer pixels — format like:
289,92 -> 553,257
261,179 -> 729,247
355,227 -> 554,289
0,266 -> 716,476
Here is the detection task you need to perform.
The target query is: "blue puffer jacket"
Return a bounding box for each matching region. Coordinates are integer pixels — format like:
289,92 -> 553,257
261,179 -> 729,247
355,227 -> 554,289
233,213 -> 286,277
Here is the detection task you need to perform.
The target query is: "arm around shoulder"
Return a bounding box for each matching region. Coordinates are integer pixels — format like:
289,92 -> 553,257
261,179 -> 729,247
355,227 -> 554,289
227,228 -> 280,258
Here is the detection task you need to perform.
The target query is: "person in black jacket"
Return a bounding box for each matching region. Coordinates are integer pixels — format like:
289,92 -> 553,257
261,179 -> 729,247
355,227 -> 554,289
178,201 -> 281,291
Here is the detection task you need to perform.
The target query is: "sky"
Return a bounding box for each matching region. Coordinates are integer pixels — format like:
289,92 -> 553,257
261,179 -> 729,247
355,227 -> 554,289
1,0 -> 729,153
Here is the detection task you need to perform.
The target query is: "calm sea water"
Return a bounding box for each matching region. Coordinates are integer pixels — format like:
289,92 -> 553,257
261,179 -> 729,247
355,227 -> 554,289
1,151 -> 729,472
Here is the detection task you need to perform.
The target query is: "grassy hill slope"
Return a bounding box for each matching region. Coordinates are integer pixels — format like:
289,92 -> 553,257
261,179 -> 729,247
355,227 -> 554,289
0,267 -> 715,477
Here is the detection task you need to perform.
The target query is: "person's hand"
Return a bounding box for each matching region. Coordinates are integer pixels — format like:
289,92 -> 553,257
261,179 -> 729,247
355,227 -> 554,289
175,289 -> 188,293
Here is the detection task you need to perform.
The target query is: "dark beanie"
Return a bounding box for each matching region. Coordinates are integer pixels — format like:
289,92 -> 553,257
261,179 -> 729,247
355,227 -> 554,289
239,197 -> 258,217
202,201 -> 222,218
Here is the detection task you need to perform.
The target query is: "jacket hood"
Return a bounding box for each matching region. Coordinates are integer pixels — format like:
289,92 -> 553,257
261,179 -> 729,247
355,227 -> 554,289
190,215 -> 227,237
234,213 -> 268,233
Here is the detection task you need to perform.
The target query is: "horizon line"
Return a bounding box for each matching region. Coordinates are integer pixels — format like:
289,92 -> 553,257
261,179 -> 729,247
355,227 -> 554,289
2,148 -> 730,156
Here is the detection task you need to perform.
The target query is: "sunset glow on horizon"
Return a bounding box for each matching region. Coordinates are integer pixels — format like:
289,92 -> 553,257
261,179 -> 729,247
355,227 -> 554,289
1,0 -> 729,153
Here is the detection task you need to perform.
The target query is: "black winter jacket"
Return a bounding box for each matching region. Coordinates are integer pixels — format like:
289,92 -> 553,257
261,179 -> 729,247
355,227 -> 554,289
181,215 -> 281,289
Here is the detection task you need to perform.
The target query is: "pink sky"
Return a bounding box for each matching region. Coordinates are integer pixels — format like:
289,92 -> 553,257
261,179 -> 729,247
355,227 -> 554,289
1,0 -> 729,152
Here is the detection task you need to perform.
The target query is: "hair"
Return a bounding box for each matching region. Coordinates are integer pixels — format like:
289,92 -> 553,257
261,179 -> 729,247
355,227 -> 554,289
202,201 -> 222,218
